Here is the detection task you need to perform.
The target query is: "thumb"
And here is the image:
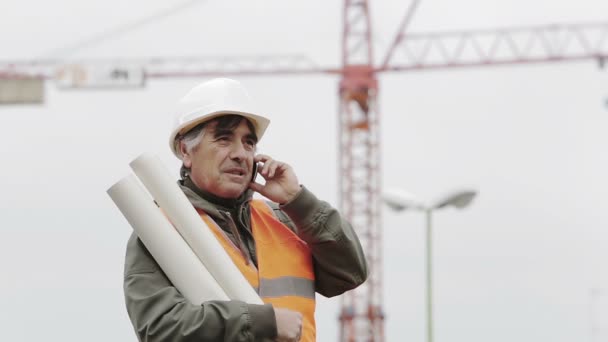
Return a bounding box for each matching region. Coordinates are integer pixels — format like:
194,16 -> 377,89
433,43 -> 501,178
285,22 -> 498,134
248,181 -> 264,194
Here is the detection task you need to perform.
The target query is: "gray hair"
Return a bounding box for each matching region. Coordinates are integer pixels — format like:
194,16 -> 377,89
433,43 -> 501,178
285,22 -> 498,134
176,124 -> 206,160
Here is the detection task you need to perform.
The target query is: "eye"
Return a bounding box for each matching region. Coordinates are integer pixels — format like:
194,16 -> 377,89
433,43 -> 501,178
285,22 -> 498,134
244,139 -> 256,150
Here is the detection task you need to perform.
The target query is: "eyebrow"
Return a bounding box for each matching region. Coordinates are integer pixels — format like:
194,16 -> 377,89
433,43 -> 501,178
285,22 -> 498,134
212,128 -> 233,138
213,128 -> 258,143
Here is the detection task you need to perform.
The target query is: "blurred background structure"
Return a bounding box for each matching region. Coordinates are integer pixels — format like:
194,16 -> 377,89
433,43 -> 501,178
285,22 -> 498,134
1,1 -> 607,341
384,188 -> 478,342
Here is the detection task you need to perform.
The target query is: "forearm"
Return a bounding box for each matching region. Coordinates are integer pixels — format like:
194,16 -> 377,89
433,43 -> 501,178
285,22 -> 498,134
124,271 -> 276,342
280,186 -> 368,297
124,235 -> 277,341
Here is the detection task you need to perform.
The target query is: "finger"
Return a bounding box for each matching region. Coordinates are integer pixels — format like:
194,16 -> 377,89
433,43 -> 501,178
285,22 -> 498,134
254,154 -> 271,163
261,159 -> 276,177
268,160 -> 282,178
265,159 -> 281,178
271,161 -> 292,179
248,181 -> 264,194
274,161 -> 290,178
266,160 -> 289,178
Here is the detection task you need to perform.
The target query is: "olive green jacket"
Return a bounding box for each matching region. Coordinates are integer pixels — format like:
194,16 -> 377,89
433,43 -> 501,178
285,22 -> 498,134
123,183 -> 368,341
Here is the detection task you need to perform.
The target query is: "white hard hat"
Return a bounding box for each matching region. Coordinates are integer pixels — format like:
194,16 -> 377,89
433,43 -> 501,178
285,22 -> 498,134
169,78 -> 270,157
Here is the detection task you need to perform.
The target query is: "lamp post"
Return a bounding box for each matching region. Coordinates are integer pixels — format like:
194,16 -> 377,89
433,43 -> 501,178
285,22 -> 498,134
383,188 -> 477,342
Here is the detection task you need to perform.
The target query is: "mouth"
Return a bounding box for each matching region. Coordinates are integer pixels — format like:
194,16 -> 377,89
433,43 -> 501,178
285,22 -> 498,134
224,167 -> 247,178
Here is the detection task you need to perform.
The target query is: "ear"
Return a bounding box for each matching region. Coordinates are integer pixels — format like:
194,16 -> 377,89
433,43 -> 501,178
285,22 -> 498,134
179,142 -> 193,168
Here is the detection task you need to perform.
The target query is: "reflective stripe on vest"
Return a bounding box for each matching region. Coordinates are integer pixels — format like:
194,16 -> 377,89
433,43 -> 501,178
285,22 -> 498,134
259,276 -> 315,299
200,199 -> 316,341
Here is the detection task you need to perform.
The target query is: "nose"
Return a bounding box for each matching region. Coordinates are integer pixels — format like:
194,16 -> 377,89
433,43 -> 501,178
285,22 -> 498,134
229,141 -> 248,162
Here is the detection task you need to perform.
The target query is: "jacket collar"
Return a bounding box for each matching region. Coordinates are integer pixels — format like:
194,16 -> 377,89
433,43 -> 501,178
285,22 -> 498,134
179,176 -> 253,220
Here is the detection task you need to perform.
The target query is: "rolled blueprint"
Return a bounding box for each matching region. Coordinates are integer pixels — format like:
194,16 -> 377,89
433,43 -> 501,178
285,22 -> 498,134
130,153 -> 263,305
107,174 -> 229,304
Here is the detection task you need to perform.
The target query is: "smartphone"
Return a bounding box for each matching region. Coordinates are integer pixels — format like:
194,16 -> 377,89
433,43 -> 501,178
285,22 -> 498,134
251,162 -> 259,182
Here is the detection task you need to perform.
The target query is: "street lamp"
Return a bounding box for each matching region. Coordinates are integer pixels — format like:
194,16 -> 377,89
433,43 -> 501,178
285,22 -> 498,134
383,188 -> 478,342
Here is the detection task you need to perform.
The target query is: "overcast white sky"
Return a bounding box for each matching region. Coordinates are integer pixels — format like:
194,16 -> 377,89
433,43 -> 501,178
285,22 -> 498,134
1,0 -> 608,341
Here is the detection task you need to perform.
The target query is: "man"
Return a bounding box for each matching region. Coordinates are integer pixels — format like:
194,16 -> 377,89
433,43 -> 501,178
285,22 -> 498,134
123,78 -> 368,341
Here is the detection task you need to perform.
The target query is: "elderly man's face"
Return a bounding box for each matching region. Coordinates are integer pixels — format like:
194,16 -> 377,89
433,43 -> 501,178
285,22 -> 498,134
182,118 -> 257,199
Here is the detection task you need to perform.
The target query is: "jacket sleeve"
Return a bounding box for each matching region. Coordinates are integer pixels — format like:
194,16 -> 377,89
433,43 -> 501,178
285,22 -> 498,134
275,186 -> 369,298
123,232 -> 277,342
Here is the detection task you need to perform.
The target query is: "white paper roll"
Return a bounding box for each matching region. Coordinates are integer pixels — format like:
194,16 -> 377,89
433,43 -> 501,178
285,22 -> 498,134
107,174 -> 229,304
130,153 -> 263,305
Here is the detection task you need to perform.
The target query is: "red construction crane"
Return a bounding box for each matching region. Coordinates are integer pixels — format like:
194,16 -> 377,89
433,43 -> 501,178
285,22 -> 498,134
2,1 -> 607,341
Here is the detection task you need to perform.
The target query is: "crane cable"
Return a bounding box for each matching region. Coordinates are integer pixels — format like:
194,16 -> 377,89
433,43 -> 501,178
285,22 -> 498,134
42,0 -> 207,59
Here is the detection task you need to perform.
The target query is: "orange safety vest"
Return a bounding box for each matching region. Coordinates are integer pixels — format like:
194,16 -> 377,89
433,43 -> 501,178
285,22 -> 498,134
199,199 -> 317,341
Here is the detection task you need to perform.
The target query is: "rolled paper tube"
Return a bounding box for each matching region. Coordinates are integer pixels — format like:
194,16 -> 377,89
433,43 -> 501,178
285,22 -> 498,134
130,153 -> 263,305
107,174 -> 229,304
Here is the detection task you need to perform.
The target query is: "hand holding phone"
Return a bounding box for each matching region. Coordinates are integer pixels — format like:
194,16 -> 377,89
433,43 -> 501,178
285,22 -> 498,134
248,154 -> 301,204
